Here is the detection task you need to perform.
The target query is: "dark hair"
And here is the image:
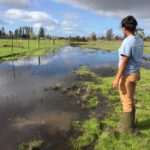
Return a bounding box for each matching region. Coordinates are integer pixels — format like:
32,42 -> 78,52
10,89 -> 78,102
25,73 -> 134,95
121,16 -> 138,32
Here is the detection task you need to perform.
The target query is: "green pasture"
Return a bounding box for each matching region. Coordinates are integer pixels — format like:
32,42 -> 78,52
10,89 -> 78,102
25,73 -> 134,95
71,66 -> 150,150
0,39 -> 69,61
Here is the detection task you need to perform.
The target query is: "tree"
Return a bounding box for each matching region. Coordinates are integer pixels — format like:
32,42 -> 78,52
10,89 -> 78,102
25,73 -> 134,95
106,28 -> 114,40
100,36 -> 105,40
136,28 -> 145,39
0,30 -> 2,38
91,32 -> 97,41
114,35 -> 122,40
144,36 -> 150,41
14,29 -> 19,38
1,27 -> 6,38
81,37 -> 87,42
38,27 -> 45,38
29,32 -> 35,39
45,35 -> 52,39
9,30 -> 12,38
30,27 -> 33,33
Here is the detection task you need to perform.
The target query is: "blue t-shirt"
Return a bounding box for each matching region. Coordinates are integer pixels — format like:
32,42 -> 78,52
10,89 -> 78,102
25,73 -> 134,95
118,35 -> 144,75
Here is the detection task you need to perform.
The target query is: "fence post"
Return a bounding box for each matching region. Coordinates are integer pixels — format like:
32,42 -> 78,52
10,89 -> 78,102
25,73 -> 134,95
28,32 -> 30,49
11,32 -> 13,54
53,36 -> 55,45
38,56 -> 41,65
38,37 -> 40,49
52,36 -> 55,53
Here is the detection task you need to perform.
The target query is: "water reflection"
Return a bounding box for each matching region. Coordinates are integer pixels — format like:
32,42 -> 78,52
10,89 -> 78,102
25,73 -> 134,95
1,46 -> 150,80
0,46 -> 149,149
0,46 -> 119,80
1,46 -> 150,81
11,60 -> 16,79
38,56 -> 41,66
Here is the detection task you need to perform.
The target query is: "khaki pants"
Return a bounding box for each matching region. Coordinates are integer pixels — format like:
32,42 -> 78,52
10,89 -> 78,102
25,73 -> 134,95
119,72 -> 140,112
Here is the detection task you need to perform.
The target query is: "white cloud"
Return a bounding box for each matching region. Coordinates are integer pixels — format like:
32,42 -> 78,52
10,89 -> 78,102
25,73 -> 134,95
45,26 -> 56,32
4,9 -> 57,24
60,20 -> 78,31
61,12 -> 81,20
54,20 -> 89,36
33,23 -> 56,33
54,0 -> 150,19
2,9 -> 60,34
0,0 -> 31,8
0,19 -> 12,26
2,9 -> 88,36
32,23 -> 43,31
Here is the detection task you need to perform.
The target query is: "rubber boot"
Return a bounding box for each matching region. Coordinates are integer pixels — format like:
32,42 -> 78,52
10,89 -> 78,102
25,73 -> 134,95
131,107 -> 141,135
132,106 -> 136,128
118,111 -> 134,133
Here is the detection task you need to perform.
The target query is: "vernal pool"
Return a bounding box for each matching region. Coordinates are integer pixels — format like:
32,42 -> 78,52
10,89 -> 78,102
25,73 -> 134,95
0,46 -> 149,150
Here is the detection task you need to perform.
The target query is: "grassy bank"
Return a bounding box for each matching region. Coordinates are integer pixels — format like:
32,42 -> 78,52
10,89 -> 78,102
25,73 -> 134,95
71,40 -> 150,54
17,66 -> 150,150
1,39 -> 150,62
70,66 -> 150,150
0,39 -> 69,61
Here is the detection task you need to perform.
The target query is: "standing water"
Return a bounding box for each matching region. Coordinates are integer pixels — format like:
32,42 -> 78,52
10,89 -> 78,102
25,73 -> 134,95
0,46 -> 149,149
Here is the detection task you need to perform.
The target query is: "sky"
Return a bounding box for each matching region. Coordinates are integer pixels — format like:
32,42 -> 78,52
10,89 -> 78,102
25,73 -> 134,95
0,0 -> 150,37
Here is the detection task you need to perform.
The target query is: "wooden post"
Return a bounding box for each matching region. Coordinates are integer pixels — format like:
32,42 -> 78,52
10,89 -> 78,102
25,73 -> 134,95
12,32 -> 13,54
53,36 -> 55,45
28,32 -> 30,49
69,36 -> 71,45
38,56 -> 41,65
11,32 -> 15,76
52,36 -> 54,53
38,37 -> 40,49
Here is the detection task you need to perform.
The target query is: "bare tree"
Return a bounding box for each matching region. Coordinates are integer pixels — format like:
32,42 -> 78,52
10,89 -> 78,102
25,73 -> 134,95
106,28 -> 114,40
91,32 -> 97,41
39,27 -> 45,38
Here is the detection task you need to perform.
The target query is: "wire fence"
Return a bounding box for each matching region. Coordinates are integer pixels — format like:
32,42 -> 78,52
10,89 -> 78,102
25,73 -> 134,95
0,38 -> 56,51
0,37 -> 68,60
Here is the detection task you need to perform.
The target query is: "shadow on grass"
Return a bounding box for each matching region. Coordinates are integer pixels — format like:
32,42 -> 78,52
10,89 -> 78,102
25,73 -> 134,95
136,119 -> 150,130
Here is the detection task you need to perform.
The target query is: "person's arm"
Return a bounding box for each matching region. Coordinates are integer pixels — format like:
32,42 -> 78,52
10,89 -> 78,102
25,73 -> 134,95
112,55 -> 128,89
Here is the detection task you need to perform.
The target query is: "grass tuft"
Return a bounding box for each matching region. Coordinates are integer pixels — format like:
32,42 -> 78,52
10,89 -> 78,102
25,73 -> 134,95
18,140 -> 43,150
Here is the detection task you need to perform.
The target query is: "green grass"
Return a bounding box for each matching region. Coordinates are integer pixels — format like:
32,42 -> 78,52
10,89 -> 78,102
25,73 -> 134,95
75,66 -> 100,109
72,40 -> 121,51
71,40 -> 150,54
18,140 -> 43,150
144,41 -> 150,54
70,118 -> 100,150
76,66 -> 97,78
86,96 -> 99,109
71,66 -> 150,150
0,39 -> 69,61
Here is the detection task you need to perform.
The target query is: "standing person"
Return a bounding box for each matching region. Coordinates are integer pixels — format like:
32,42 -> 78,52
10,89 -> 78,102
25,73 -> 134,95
112,16 -> 144,132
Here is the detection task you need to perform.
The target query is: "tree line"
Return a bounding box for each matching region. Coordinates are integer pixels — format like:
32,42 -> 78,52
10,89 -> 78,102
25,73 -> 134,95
0,26 -> 46,39
0,26 -> 149,41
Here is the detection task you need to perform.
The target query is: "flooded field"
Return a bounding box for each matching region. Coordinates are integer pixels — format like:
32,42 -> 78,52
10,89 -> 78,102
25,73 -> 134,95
0,46 -> 149,150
